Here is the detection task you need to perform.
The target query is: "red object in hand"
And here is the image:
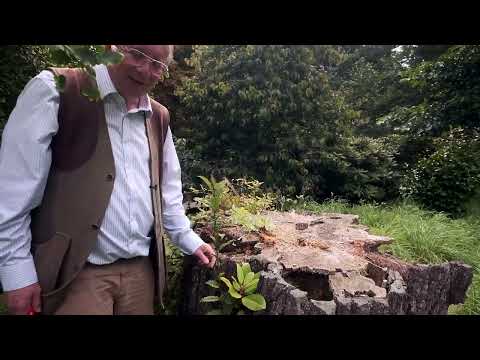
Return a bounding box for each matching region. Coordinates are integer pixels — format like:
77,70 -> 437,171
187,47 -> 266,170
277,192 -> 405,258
27,305 -> 36,315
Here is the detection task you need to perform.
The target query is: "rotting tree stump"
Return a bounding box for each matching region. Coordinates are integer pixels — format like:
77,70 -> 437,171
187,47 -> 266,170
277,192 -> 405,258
181,211 -> 473,315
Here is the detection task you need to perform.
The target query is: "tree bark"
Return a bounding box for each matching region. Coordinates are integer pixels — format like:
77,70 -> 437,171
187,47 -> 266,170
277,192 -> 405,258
181,211 -> 473,315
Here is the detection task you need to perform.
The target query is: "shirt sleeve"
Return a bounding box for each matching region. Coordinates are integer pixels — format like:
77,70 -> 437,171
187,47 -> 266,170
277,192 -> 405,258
161,127 -> 205,255
0,70 -> 59,291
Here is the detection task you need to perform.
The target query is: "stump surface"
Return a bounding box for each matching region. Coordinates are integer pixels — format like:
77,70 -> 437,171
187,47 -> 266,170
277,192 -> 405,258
182,210 -> 473,315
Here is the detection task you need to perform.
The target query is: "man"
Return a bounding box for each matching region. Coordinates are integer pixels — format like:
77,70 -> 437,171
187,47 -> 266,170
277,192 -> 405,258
0,45 -> 216,315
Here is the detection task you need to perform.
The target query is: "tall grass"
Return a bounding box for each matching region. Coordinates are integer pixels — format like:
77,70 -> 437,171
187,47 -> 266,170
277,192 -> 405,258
292,199 -> 480,315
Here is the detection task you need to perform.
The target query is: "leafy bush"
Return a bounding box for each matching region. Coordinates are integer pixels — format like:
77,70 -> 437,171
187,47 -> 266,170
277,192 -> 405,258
189,176 -> 275,251
0,46 -> 51,136
200,262 -> 266,315
176,45 -> 399,203
400,128 -> 480,216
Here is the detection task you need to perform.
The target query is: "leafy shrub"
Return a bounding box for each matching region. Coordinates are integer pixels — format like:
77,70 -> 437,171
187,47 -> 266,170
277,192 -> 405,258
401,128 -> 480,216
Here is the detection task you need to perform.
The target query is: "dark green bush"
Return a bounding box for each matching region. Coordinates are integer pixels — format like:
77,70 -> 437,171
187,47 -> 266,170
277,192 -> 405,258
401,128 -> 480,216
0,46 -> 51,136
176,45 -> 399,202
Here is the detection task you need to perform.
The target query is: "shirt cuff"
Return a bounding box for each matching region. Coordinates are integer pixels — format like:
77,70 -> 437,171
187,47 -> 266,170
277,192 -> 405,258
0,257 -> 38,292
177,230 -> 205,255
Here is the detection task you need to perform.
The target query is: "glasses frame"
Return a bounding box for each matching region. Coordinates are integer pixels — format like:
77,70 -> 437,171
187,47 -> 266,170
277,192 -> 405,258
118,46 -> 169,77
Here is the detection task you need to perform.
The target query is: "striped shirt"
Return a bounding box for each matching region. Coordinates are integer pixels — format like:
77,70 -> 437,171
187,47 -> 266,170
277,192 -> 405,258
0,64 -> 204,291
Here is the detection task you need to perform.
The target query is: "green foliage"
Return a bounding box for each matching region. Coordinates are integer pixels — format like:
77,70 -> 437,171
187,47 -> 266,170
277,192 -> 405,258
176,45 -> 355,199
200,262 -> 266,315
230,206 -> 273,232
46,45 -> 124,101
151,45 -> 196,138
296,199 -> 480,314
156,237 -> 185,315
190,176 -> 231,250
176,45 -> 401,203
1,45 -> 124,139
190,176 -> 275,251
0,46 -> 51,137
397,45 -> 480,136
332,45 -> 419,138
400,128 -> 480,216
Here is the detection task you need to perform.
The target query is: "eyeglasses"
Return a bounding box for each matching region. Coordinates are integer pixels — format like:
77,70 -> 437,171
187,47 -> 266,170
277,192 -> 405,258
119,46 -> 169,77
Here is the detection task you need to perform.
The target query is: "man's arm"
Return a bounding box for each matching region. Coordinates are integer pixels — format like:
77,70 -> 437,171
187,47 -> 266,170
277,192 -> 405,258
0,70 -> 59,295
161,127 -> 216,267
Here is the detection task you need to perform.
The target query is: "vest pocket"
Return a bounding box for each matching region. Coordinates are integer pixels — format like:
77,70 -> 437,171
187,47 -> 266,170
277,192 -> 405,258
32,232 -> 72,295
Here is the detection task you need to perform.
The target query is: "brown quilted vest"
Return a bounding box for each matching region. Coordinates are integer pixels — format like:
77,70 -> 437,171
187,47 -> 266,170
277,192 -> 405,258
30,67 -> 169,314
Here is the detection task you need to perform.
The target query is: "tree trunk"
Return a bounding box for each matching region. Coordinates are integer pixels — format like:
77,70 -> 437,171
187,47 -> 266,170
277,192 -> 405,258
181,211 -> 473,315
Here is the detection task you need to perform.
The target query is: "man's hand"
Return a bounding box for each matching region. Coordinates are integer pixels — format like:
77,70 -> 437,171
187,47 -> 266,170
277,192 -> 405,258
6,282 -> 42,315
193,243 -> 217,269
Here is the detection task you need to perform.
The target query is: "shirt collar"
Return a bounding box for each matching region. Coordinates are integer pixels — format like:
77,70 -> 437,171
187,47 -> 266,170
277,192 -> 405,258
94,64 -> 153,114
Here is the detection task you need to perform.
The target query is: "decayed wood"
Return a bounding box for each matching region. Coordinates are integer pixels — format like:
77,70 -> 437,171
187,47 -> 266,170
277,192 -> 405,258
181,211 -> 473,315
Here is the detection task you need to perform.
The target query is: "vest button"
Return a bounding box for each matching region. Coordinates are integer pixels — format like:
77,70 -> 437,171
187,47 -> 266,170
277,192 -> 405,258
91,224 -> 100,230
106,174 -> 114,181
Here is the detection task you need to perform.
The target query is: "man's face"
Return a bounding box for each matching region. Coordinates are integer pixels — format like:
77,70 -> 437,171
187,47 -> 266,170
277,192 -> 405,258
111,45 -> 171,97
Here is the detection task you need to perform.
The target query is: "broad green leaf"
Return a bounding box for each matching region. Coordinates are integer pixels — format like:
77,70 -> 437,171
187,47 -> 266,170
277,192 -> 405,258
245,279 -> 259,294
243,272 -> 255,286
242,263 -> 252,277
206,280 -> 220,288
241,294 -> 266,311
200,296 -> 220,303
254,272 -> 261,280
228,287 -> 242,299
236,263 -> 244,284
219,276 -> 233,290
232,278 -> 241,292
206,309 -> 223,315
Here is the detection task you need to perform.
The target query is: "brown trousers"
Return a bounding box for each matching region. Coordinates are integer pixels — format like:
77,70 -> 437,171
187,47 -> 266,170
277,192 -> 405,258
53,257 -> 154,315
